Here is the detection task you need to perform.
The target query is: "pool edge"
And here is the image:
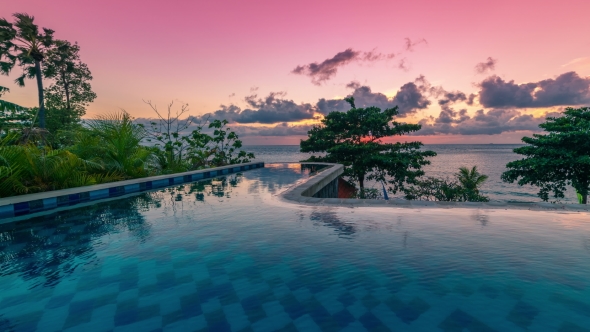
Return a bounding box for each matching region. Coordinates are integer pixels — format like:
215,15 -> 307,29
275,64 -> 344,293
280,163 -> 590,213
0,162 -> 265,223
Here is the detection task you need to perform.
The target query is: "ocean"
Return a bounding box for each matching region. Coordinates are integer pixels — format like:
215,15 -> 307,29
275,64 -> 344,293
244,144 -> 579,203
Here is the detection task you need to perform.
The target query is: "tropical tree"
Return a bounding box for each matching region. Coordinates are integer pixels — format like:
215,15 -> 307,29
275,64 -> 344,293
0,13 -> 54,129
207,119 -> 254,167
502,107 -> 590,204
300,96 -> 436,198
456,166 -> 489,201
43,40 -> 96,133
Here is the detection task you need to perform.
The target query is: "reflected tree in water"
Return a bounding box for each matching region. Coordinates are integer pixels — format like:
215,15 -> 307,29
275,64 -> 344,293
309,209 -> 356,238
0,194 -> 154,288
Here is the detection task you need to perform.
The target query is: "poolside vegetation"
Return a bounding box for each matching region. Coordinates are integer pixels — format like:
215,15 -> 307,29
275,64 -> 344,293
404,166 -> 489,202
0,13 -> 254,198
502,106 -> 590,204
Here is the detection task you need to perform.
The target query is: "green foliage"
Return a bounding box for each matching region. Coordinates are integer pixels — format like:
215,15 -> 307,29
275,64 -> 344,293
501,107 -> 590,204
142,101 -> 254,173
405,167 -> 490,202
354,188 -> 380,199
0,133 -> 121,198
43,40 -> 96,134
208,119 -> 255,167
405,177 -> 465,201
300,96 -> 436,198
70,112 -> 153,178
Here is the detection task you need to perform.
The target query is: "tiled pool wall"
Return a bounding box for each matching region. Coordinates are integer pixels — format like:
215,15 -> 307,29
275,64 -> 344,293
0,162 -> 264,222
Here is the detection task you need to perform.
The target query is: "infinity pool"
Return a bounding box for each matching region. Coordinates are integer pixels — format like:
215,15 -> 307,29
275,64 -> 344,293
1,164 -> 589,331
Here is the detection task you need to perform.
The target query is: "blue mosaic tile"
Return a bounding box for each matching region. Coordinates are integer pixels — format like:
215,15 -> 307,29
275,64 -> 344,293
152,179 -> 169,188
13,202 -> 29,216
124,184 -> 140,194
479,285 -> 500,299
559,321 -> 590,332
0,204 -> 15,218
68,193 -> 81,203
507,301 -> 539,329
438,309 -> 495,332
89,189 -> 109,200
551,293 -> 590,317
108,187 -> 125,197
80,192 -> 90,202
28,199 -> 44,212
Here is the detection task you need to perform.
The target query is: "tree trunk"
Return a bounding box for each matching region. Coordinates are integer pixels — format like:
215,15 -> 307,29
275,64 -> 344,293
35,61 -> 46,129
583,193 -> 588,205
358,175 -> 365,199
61,70 -> 71,111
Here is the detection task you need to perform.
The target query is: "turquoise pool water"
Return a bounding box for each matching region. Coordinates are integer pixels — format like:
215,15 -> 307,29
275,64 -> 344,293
1,164 -> 589,331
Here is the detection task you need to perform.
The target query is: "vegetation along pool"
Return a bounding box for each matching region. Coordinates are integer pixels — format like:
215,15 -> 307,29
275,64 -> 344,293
1,164 -> 589,331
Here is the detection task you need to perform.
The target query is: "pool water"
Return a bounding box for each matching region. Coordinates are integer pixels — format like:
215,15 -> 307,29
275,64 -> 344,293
1,164 -> 589,331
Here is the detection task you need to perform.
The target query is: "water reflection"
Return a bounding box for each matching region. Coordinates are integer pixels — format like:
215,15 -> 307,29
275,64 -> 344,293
309,209 -> 356,238
247,163 -> 326,194
471,213 -> 490,227
0,197 -> 152,288
0,174 -> 244,289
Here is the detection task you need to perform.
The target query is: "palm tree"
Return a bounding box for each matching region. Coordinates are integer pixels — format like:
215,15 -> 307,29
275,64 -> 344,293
0,13 -> 54,129
456,166 -> 489,201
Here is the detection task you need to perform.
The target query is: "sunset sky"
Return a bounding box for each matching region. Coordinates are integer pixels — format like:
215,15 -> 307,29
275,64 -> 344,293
1,0 -> 590,144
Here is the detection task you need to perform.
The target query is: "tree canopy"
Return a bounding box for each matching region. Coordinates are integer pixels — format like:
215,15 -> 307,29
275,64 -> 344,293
502,107 -> 590,204
43,40 -> 96,133
300,96 -> 436,197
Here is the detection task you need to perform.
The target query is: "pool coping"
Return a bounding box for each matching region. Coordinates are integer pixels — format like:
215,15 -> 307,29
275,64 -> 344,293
0,162 -> 264,222
280,163 -> 590,212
